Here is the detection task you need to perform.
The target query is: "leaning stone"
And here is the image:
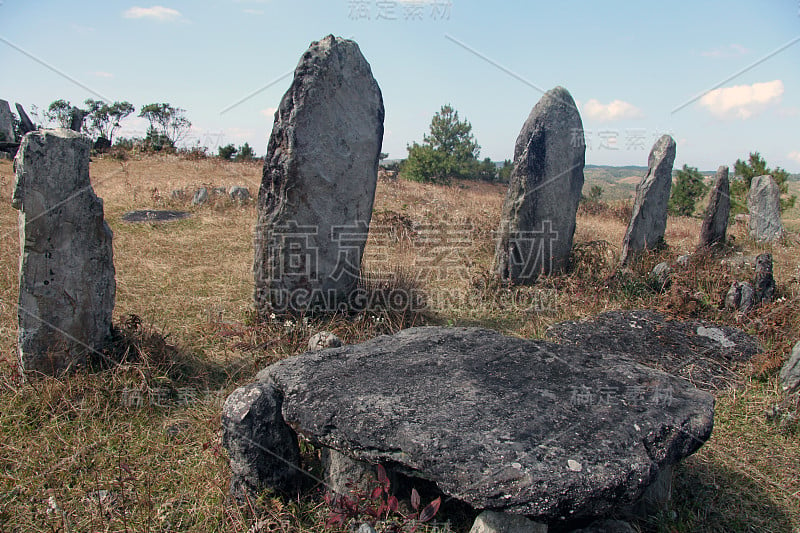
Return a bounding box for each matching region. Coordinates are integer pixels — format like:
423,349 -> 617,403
494,86 -> 585,282
229,186 -> 250,203
620,135 -> 676,266
12,129 -> 115,375
753,252 -> 775,304
221,381 -> 303,501
308,331 -> 342,351
15,103 -> 36,135
649,261 -> 671,292
724,282 -> 755,314
568,519 -> 636,533
254,35 -> 384,316
698,165 -> 730,248
192,187 -> 208,206
249,326 -> 714,520
469,510 -> 547,533
748,175 -> 783,242
0,99 -> 15,142
779,342 -> 800,394
622,464 -> 673,517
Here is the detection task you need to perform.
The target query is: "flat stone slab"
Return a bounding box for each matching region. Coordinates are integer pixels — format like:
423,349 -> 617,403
233,326 -> 714,521
121,210 -> 190,223
547,310 -> 761,391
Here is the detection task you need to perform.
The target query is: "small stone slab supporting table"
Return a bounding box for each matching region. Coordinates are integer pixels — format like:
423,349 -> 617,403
223,327 -> 714,523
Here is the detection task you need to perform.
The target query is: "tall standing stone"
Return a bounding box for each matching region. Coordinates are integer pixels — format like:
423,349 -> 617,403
698,165 -> 730,248
494,86 -> 585,282
254,35 -> 384,316
15,103 -> 36,135
748,174 -> 783,242
12,129 -> 115,375
620,135 -> 676,266
0,99 -> 15,142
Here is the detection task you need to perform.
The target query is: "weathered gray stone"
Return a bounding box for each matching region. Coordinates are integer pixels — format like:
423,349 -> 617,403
0,99 -> 15,142
698,165 -> 730,248
469,510 -> 547,533
15,103 -> 36,135
548,310 -> 760,391
221,381 -> 303,500
676,254 -> 691,267
191,187 -> 208,206
724,281 -> 755,314
236,326 -> 714,520
649,261 -> 671,292
748,175 -> 783,242
228,186 -> 250,204
780,342 -> 800,394
12,129 -> 115,375
753,252 -> 775,304
622,463 -> 672,517
494,86 -> 585,282
308,331 -> 342,351
322,447 -> 375,495
69,106 -> 85,132
254,35 -> 384,316
620,135 -> 676,266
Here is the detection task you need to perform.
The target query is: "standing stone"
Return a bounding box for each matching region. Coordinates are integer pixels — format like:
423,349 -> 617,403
620,135 -> 676,266
780,342 -> 800,394
69,106 -> 86,132
15,103 -> 36,135
254,35 -> 384,316
698,165 -> 730,248
724,281 -> 755,314
12,129 -> 115,375
494,86 -> 585,282
191,187 -> 208,206
753,253 -> 775,304
0,99 -> 15,142
748,175 -> 783,242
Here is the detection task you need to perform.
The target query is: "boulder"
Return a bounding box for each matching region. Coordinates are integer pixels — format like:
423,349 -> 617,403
724,281 -> 755,314
254,35 -> 384,316
228,186 -> 250,203
0,99 -> 15,142
15,103 -> 36,135
192,187 -> 208,206
748,175 -> 783,242
548,310 -> 760,391
494,86 -> 585,282
12,129 -> 115,375
698,165 -> 730,248
620,135 -> 676,266
780,342 -> 800,394
470,510 -> 547,533
227,326 -> 715,521
753,252 -> 775,304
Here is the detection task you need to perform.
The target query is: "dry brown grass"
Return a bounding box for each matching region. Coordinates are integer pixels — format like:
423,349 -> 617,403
0,155 -> 798,532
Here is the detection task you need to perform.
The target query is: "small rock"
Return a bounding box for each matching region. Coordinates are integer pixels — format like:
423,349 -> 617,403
676,254 -> 691,267
649,262 -> 671,292
567,459 -> 582,472
780,342 -> 800,394
192,187 -> 208,206
356,524 -> 377,533
229,186 -> 250,203
724,281 -> 755,314
308,331 -> 342,351
469,510 -> 547,533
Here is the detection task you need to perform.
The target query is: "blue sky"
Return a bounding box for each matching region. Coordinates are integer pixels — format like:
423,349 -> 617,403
1,1 -> 799,171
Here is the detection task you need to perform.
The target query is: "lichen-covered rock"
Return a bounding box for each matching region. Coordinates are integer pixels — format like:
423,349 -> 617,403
12,129 -> 115,375
698,165 -> 730,248
494,86 -> 585,282
620,135 -> 676,265
748,175 -> 783,242
235,326 -> 714,520
254,35 -> 384,316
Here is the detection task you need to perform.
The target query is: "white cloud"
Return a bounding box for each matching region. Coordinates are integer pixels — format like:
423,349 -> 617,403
789,151 -> 800,164
123,6 -> 182,21
582,99 -> 644,122
260,107 -> 278,119
92,71 -> 114,78
701,44 -> 749,58
699,80 -> 784,119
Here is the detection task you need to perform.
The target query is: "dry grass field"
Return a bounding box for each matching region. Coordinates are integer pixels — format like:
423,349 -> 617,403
0,153 -> 798,532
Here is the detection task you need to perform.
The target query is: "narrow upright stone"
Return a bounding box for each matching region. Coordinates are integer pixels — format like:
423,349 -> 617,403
698,165 -> 730,248
0,99 -> 15,142
494,86 -> 585,282
254,35 -> 384,316
620,135 -> 676,266
748,175 -> 783,242
12,129 -> 115,375
15,103 -> 36,135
